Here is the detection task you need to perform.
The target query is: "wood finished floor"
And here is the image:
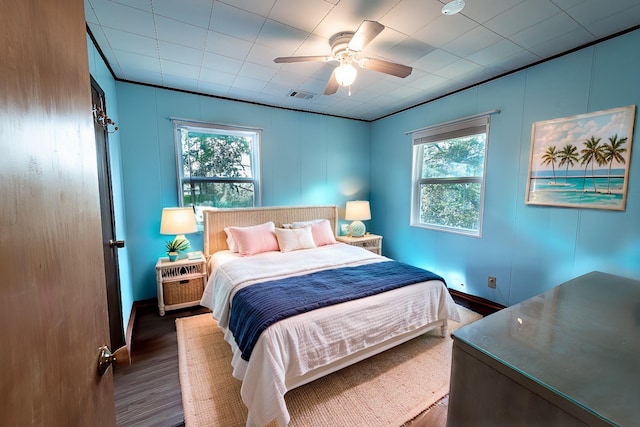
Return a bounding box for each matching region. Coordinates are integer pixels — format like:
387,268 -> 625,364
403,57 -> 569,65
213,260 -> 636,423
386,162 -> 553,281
114,303 -> 448,427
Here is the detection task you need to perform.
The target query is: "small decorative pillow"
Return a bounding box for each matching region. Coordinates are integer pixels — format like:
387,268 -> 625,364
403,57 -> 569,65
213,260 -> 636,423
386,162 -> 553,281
274,227 -> 317,253
224,227 -> 238,252
290,219 -> 323,228
227,222 -> 279,256
292,219 -> 337,247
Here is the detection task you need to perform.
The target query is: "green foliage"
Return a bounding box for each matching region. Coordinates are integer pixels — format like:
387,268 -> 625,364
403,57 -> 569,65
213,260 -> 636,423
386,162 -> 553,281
422,135 -> 485,178
420,183 -> 481,230
419,135 -> 485,232
165,239 -> 190,253
181,131 -> 255,208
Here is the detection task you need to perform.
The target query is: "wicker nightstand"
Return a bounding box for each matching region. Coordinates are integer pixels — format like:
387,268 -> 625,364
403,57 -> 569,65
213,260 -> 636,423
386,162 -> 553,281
155,252 -> 207,316
336,234 -> 383,255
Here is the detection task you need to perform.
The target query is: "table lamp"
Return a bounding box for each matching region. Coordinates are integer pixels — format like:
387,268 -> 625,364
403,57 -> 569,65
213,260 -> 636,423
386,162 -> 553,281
160,207 -> 198,257
345,201 -> 371,237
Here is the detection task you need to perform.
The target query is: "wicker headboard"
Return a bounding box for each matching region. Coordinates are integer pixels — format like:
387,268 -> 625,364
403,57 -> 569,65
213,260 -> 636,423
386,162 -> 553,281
203,205 -> 338,257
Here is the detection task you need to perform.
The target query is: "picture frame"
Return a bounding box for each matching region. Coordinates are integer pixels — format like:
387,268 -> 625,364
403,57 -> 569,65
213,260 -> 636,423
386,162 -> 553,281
525,105 -> 635,210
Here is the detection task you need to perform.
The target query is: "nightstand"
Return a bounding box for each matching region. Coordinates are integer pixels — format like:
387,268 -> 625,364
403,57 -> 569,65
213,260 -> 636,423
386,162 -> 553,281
336,234 -> 383,255
155,252 -> 207,316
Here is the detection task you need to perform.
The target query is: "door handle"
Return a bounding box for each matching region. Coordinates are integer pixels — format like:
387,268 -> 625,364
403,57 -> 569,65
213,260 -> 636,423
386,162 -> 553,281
109,239 -> 125,248
97,345 -> 130,376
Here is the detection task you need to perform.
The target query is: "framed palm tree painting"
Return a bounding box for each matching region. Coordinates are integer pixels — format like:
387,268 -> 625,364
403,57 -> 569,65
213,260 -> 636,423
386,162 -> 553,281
525,105 -> 635,210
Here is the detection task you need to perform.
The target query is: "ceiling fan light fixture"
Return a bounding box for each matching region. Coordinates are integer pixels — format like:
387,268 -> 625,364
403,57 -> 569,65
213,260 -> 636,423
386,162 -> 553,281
334,61 -> 357,87
442,0 -> 465,15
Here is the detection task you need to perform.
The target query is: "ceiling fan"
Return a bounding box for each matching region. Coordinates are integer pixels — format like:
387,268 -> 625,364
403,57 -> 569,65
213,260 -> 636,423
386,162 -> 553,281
274,20 -> 412,96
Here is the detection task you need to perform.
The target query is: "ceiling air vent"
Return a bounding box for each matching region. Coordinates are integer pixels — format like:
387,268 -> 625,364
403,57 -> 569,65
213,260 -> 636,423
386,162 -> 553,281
288,90 -> 315,100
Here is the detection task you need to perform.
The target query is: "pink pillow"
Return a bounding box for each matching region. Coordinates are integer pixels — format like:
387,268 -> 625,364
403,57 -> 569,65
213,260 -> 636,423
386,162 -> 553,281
227,222 -> 279,256
308,219 -> 337,246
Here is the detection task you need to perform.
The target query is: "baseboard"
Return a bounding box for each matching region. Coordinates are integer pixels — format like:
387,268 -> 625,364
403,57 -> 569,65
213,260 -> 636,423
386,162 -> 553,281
126,299 -> 157,354
448,289 -> 505,317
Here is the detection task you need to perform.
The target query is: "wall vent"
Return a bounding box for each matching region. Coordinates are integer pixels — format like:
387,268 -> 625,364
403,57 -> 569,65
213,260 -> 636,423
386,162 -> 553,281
288,90 -> 315,100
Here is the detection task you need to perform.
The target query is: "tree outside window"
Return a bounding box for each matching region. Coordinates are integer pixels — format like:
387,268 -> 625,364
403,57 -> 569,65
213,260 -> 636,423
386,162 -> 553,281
411,116 -> 489,237
174,121 -> 261,222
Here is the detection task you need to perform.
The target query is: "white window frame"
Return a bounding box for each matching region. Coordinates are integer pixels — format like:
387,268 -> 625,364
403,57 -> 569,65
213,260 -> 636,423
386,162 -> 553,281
173,120 -> 261,221
410,114 -> 490,237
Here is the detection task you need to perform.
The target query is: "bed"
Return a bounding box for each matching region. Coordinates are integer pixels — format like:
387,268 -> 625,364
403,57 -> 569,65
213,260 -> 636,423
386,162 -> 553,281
200,205 -> 460,427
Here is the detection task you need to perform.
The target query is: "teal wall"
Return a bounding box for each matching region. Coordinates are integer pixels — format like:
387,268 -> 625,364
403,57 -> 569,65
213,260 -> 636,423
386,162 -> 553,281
87,36 -> 134,331
370,29 -> 640,306
114,83 -> 370,300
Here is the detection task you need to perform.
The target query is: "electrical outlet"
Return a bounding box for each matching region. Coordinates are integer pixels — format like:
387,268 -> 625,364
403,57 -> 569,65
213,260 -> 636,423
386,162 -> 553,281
488,276 -> 497,289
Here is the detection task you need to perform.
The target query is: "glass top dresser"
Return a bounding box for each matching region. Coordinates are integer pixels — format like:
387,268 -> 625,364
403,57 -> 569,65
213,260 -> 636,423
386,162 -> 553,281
447,271 -> 640,427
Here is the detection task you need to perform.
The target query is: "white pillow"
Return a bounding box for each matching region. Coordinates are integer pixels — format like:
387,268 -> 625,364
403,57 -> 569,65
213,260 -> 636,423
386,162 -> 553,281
274,227 -> 317,253
224,227 -> 238,252
290,219 -> 323,228
292,219 -> 337,247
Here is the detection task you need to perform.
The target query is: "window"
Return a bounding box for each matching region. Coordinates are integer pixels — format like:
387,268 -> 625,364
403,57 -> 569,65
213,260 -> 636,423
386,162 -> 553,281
174,120 -> 261,222
410,115 -> 490,237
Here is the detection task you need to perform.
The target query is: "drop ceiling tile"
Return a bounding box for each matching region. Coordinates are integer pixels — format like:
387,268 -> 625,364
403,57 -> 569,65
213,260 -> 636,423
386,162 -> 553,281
246,43 -> 291,69
155,15 -> 208,49
103,27 -> 157,56
90,0 -> 156,38
510,13 -> 589,49
240,61 -> 279,81
434,58 -> 484,81
485,0 -> 561,37
161,60 -> 201,79
198,67 -> 236,85
379,0 -> 441,36
495,50 -> 541,72
410,49 -> 460,73
413,14 -> 478,48
162,73 -> 202,92
459,0 -> 526,24
201,52 -> 243,74
114,49 -> 161,70
255,19 -> 309,52
110,0 -> 152,13
158,41 -> 203,66
85,0 -> 99,24
197,80 -> 231,96
466,39 -> 525,67
383,37 -> 436,64
291,33 -> 332,56
152,0 -> 213,29
527,26 -> 596,58
268,0 -> 332,33
442,26 -> 504,58
204,31 -> 253,60
408,73 -> 449,90
573,3 -> 640,38
121,67 -> 163,84
217,0 -> 276,18
210,2 -> 266,42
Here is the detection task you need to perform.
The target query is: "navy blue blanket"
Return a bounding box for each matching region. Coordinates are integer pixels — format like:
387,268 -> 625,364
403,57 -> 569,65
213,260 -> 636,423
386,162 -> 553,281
229,260 -> 445,361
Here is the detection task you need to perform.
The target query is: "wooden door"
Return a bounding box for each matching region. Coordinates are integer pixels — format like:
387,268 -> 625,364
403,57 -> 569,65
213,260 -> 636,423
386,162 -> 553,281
0,0 -> 117,425
91,78 -> 126,351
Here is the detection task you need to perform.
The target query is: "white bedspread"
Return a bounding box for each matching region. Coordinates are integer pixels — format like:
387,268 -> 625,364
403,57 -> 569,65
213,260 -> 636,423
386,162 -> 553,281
200,243 -> 460,427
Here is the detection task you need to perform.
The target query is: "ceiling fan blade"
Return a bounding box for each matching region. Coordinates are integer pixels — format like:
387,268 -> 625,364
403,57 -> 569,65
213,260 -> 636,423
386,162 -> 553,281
274,55 -> 331,64
360,58 -> 412,78
324,71 -> 339,95
348,20 -> 384,52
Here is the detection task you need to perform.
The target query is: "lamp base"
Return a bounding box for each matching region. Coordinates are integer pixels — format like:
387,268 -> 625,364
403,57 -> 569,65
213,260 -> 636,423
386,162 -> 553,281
348,220 -> 366,237
174,234 -> 190,259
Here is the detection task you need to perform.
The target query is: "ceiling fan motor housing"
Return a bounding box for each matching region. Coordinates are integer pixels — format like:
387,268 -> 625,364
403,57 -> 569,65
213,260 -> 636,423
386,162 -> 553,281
330,32 -> 356,59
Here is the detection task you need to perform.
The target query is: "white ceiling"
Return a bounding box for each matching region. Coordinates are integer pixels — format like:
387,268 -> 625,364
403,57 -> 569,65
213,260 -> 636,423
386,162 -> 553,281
85,0 -> 640,121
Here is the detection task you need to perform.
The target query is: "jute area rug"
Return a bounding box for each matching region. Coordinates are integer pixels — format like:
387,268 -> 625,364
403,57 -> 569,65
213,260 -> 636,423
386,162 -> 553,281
176,305 -> 481,427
